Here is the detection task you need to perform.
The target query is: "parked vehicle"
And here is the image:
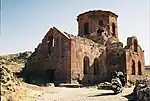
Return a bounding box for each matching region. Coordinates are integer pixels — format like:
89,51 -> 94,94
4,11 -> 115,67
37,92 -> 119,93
117,71 -> 125,87
111,77 -> 123,94
111,71 -> 123,94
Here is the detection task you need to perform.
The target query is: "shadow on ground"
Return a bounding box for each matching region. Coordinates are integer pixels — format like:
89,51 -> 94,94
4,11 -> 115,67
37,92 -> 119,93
88,92 -> 116,97
123,93 -> 136,101
88,92 -> 137,101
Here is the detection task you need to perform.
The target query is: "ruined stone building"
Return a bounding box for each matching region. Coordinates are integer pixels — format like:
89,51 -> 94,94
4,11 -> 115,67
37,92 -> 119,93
23,10 -> 145,84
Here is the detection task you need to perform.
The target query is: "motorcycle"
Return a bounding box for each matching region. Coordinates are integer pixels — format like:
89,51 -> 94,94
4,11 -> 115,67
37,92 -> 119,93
111,77 -> 123,94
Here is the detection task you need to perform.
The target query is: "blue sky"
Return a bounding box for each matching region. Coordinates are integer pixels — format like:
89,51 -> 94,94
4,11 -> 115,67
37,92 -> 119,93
0,0 -> 149,65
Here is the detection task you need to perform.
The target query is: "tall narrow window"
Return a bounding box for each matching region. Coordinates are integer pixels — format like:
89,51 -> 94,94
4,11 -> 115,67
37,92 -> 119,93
84,22 -> 89,34
131,60 -> 135,75
94,58 -> 99,75
83,56 -> 89,74
134,40 -> 138,52
48,36 -> 54,54
138,61 -> 142,75
112,23 -> 115,37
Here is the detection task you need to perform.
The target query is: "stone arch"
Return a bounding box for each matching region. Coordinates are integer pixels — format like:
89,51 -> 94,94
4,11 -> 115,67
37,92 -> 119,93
133,39 -> 138,52
83,56 -> 89,74
131,60 -> 135,75
94,58 -> 99,75
112,23 -> 116,37
138,61 -> 142,75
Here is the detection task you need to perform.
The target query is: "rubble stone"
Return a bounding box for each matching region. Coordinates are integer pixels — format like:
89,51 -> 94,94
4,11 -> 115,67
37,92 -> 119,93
133,79 -> 150,101
0,65 -> 20,100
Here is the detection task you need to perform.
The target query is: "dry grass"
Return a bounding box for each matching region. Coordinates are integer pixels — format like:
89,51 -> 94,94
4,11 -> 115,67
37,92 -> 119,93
145,69 -> 150,76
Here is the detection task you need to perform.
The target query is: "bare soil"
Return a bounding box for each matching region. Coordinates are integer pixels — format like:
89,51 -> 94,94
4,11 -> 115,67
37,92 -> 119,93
22,83 -> 135,101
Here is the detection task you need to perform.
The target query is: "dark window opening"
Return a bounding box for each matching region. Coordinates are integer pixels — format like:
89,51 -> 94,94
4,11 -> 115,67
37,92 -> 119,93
131,60 -> 135,75
138,61 -> 142,75
112,23 -> 116,37
134,40 -> 138,52
83,56 -> 89,74
48,36 -> 54,54
94,58 -> 99,75
99,20 -> 103,26
84,22 -> 89,34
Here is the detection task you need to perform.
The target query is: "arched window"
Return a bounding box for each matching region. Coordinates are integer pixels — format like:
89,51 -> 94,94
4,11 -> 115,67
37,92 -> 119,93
138,61 -> 142,75
134,39 -> 138,52
131,60 -> 135,75
94,58 -> 99,75
48,36 -> 54,54
112,23 -> 116,37
83,56 -> 89,74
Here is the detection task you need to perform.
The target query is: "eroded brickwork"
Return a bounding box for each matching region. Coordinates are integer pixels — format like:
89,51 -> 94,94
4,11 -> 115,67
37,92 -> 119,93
23,10 -> 145,85
124,36 -> 145,83
106,41 -> 125,80
77,10 -> 118,45
70,36 -> 107,84
24,27 -> 71,83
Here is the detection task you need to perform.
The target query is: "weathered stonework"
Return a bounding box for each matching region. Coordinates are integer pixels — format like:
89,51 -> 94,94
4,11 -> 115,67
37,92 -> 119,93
23,10 -> 145,85
77,10 -> 118,45
124,36 -> 145,83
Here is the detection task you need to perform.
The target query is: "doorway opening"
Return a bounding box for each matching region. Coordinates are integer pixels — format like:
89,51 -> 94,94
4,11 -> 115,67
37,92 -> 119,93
45,69 -> 55,83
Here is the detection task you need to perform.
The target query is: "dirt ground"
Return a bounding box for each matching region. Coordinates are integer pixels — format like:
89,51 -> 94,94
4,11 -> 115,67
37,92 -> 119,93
22,83 -> 135,101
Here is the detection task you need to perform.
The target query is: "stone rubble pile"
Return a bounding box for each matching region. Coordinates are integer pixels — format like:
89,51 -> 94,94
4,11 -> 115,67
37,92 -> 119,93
0,65 -> 20,100
133,79 -> 150,101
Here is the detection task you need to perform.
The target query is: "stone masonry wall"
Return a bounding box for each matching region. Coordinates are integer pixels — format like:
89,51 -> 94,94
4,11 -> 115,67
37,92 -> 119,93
70,35 -> 107,84
106,41 -> 125,81
23,10 -> 145,85
24,27 -> 71,83
77,10 -> 118,45
124,36 -> 145,84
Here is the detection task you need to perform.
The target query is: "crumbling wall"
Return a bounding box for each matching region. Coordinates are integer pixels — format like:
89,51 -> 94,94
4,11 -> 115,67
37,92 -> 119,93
23,27 -> 71,84
77,10 -> 118,45
23,10 -> 146,86
124,36 -> 145,84
106,40 -> 125,81
70,35 -> 107,84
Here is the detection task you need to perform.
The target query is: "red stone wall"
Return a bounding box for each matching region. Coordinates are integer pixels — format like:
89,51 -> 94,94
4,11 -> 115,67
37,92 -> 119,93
77,10 -> 118,41
24,10 -> 145,85
25,27 -> 71,83
106,42 -> 125,80
124,37 -> 145,83
70,36 -> 107,84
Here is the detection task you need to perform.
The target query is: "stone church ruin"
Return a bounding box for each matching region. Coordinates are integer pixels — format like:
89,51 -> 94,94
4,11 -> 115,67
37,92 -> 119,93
23,10 -> 145,85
